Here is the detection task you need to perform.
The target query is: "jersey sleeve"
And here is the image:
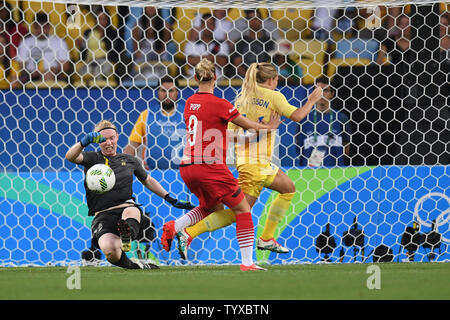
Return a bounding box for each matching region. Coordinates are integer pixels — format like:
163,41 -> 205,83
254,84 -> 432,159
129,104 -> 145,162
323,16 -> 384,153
132,156 -> 148,182
272,90 -> 298,118
80,151 -> 101,167
221,99 -> 240,123
129,110 -> 148,144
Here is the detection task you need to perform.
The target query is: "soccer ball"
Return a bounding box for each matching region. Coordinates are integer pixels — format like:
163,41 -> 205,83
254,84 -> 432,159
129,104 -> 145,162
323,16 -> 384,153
85,164 -> 116,194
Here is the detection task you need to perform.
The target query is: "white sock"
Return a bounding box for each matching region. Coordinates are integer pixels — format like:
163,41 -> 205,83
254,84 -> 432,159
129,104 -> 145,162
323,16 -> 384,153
175,215 -> 192,233
174,207 -> 210,233
241,246 -> 254,266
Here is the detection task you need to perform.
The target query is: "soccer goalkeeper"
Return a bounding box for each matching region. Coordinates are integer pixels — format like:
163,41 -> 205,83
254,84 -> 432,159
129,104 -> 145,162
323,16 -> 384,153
65,120 -> 195,269
162,62 -> 322,259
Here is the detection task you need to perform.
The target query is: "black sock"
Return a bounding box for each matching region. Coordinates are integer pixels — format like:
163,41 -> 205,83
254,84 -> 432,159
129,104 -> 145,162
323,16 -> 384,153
111,251 -> 140,269
125,217 -> 140,240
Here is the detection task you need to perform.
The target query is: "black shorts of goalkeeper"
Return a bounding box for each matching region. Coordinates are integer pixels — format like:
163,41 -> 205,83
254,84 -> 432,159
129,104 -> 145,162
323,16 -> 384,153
90,205 -> 144,249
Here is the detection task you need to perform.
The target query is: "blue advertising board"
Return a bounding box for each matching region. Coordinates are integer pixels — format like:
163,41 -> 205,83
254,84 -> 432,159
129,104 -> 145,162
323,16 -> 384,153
0,166 -> 448,266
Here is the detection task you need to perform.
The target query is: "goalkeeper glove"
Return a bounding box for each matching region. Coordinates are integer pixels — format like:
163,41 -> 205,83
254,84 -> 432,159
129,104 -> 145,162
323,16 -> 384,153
80,132 -> 106,147
164,194 -> 195,210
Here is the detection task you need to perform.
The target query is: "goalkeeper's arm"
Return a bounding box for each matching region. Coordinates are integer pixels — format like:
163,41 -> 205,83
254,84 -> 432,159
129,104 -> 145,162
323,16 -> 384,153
142,175 -> 195,210
65,132 -> 106,164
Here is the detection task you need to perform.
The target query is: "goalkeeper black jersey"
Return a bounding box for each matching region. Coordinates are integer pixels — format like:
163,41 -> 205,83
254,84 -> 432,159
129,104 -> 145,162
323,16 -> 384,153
81,151 -> 148,216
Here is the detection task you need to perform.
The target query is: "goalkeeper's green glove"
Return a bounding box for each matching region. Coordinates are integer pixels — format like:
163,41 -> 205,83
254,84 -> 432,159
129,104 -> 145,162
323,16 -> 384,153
164,194 -> 195,210
80,132 -> 106,147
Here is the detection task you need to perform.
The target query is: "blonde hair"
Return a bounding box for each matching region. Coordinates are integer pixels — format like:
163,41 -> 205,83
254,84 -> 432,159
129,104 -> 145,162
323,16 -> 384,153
195,58 -> 215,82
94,120 -> 117,133
236,62 -> 278,106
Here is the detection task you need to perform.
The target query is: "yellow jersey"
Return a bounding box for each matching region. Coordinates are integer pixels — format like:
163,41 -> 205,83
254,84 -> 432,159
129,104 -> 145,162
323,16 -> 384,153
229,86 -> 297,165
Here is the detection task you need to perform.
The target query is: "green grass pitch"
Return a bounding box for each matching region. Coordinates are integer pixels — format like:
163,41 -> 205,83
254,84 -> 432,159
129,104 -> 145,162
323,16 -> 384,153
1,262 -> 449,300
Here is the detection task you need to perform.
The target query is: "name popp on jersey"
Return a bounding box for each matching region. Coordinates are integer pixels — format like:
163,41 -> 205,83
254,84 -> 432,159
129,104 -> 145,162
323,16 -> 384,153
190,103 -> 201,111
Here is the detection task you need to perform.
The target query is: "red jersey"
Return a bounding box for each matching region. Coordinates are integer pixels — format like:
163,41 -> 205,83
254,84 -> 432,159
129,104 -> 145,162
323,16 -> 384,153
182,92 -> 240,165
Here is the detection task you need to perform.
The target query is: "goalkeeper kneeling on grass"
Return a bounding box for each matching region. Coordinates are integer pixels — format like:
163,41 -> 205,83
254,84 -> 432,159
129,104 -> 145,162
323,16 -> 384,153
162,63 -> 322,259
65,120 -> 195,269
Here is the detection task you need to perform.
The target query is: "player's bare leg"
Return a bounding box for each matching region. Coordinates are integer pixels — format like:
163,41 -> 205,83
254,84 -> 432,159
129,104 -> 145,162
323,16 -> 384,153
98,231 -> 158,270
98,233 -> 122,264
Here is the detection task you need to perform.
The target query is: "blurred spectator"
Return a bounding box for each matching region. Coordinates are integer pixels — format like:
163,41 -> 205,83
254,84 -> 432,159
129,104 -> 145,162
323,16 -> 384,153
76,9 -> 124,83
333,7 -> 358,39
333,9 -> 380,63
124,76 -> 185,170
131,6 -> 175,84
310,7 -> 337,40
0,33 -> 19,88
376,14 -> 414,66
297,76 -> 351,167
269,40 -> 302,86
230,10 -> 275,78
123,7 -> 173,59
183,13 -> 230,79
16,12 -> 71,83
0,1 -> 27,59
132,6 -> 175,63
380,6 -> 403,39
373,6 -> 403,45
229,9 -> 280,45
356,7 -> 382,38
191,9 -> 233,44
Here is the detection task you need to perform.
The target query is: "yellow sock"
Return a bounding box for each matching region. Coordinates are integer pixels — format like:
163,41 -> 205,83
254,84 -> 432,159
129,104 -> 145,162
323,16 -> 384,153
260,192 -> 295,241
185,209 -> 236,239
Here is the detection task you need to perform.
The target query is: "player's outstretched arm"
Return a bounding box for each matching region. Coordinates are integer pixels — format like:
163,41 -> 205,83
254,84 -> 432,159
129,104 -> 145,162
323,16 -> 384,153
231,111 -> 281,132
227,112 -> 282,144
65,132 -> 106,164
289,87 -> 323,122
143,175 -> 195,210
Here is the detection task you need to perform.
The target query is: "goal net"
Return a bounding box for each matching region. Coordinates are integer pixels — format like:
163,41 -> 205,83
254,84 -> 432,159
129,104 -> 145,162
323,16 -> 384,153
0,0 -> 448,266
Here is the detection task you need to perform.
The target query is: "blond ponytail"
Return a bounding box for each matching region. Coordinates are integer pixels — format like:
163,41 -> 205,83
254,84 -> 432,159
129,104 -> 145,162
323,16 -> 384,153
235,63 -> 258,107
235,62 -> 278,107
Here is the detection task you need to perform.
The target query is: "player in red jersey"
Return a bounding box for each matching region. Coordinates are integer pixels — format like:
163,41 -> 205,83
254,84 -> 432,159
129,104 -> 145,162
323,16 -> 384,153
161,58 -> 281,271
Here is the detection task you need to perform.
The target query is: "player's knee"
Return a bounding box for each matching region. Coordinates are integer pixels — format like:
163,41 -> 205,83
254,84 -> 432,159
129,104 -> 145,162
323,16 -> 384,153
283,180 -> 296,194
102,247 -> 121,263
232,199 -> 251,215
122,206 -> 141,221
98,239 -> 120,262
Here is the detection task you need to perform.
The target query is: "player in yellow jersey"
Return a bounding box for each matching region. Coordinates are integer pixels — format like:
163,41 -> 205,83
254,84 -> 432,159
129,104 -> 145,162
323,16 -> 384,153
173,62 -> 322,258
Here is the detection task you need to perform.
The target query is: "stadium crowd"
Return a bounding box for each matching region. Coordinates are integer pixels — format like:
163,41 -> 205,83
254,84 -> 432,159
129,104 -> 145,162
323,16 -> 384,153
0,2 -> 448,89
